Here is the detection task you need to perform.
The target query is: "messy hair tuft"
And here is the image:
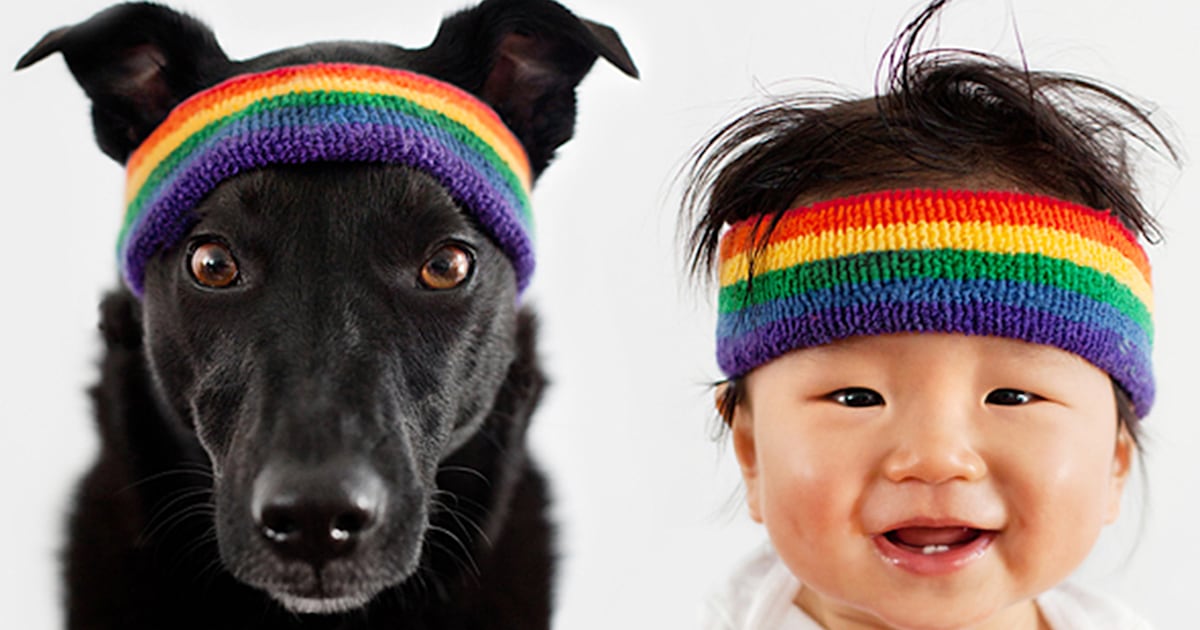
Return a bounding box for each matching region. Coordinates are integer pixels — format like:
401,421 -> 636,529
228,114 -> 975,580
682,0 -> 1177,283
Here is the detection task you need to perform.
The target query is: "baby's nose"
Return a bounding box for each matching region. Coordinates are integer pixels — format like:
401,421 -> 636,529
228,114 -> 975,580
880,413 -> 987,484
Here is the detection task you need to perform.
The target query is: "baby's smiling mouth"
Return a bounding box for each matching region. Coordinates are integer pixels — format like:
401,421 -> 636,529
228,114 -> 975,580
873,524 -> 999,575
884,526 -> 986,554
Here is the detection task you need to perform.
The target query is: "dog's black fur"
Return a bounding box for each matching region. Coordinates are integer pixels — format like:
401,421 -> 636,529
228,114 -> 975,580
17,2 -> 636,628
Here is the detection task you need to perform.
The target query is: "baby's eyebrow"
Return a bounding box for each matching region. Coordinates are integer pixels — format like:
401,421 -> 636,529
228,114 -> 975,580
806,335 -> 1091,370
980,340 -> 1092,370
783,338 -> 886,368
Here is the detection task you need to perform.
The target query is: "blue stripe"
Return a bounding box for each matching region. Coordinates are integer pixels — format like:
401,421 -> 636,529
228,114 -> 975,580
717,276 -> 1150,352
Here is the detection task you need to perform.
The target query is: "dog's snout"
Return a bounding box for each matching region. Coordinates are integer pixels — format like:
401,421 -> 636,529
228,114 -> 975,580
251,460 -> 387,566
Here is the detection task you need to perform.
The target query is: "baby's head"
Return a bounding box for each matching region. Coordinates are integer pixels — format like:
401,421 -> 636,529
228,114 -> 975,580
683,6 -> 1174,629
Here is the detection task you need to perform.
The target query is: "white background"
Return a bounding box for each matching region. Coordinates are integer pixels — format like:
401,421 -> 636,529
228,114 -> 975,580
3,0 -> 1198,627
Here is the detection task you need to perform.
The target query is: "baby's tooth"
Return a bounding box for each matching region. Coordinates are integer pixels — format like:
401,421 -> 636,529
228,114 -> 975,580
921,544 -> 950,555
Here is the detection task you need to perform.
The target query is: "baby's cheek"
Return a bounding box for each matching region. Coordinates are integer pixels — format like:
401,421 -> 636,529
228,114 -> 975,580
758,440 -> 864,576
993,450 -> 1113,590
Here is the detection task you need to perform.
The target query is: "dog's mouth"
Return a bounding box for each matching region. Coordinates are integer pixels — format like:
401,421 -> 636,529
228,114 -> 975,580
236,538 -> 423,615
272,592 -> 374,615
257,567 -> 399,615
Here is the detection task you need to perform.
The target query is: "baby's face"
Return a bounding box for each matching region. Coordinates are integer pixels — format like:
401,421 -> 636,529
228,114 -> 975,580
732,333 -> 1132,629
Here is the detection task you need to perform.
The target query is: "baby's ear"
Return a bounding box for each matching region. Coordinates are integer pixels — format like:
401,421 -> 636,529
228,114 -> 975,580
714,382 -> 734,426
1105,424 -> 1135,524
726,392 -> 763,523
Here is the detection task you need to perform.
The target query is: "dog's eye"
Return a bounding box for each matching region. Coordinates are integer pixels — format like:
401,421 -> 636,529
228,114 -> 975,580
189,242 -> 240,289
420,243 -> 473,290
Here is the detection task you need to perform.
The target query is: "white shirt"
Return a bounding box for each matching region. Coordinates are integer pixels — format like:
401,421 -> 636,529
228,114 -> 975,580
704,547 -> 1153,630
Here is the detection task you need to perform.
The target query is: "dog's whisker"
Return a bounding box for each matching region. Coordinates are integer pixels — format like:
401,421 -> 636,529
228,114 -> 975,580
196,557 -> 226,587
404,565 -> 434,605
426,524 -> 481,578
188,526 -> 229,589
436,465 -> 492,487
173,523 -> 218,560
144,485 -> 214,509
432,489 -> 491,520
119,465 -> 215,495
431,493 -> 493,542
426,541 -> 481,590
431,498 -> 493,549
142,505 -> 216,552
425,564 -> 453,602
137,489 -> 215,545
139,520 -> 209,552
165,523 -> 220,578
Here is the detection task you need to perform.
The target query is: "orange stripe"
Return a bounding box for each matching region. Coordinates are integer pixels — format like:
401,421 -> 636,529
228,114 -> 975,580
719,190 -> 1149,280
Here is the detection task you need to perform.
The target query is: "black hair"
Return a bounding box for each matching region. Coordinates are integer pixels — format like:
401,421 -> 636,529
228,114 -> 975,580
682,0 -> 1177,444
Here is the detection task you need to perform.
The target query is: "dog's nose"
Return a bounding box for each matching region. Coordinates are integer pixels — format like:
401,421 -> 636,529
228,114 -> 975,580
251,459 -> 387,566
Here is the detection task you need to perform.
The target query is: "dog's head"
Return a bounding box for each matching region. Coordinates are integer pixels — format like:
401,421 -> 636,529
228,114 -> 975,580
18,0 -> 635,613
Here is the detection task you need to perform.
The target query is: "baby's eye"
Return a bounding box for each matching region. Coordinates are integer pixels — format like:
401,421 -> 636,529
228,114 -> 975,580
829,387 -> 884,408
985,389 -> 1040,406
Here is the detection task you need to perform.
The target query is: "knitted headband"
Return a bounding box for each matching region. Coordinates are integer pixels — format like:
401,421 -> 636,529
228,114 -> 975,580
119,62 -> 534,296
716,189 -> 1155,417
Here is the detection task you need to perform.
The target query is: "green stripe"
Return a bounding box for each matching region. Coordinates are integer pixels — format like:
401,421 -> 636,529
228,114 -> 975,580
719,249 -> 1152,333
121,90 -> 530,249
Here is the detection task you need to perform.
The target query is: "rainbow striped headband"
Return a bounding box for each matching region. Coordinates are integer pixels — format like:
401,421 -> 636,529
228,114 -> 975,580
717,189 -> 1154,416
120,62 -> 534,296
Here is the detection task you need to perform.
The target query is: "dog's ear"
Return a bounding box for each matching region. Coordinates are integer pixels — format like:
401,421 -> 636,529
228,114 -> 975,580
420,0 -> 638,178
15,2 -> 232,164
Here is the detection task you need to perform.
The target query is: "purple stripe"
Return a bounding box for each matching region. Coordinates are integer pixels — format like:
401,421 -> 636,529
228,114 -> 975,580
717,301 -> 1154,416
122,122 -> 534,295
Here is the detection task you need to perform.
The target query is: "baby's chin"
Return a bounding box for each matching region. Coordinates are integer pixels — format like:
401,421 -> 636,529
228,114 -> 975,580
797,585 -> 1039,630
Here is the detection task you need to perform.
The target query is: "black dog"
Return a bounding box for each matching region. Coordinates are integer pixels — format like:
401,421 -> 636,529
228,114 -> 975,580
17,2 -> 635,628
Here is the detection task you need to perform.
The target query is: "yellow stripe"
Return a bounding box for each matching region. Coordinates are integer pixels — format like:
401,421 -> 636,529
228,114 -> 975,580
124,74 -> 529,204
718,221 -> 1153,310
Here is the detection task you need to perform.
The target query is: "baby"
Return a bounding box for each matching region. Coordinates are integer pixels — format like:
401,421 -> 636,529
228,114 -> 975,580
683,3 -> 1173,629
